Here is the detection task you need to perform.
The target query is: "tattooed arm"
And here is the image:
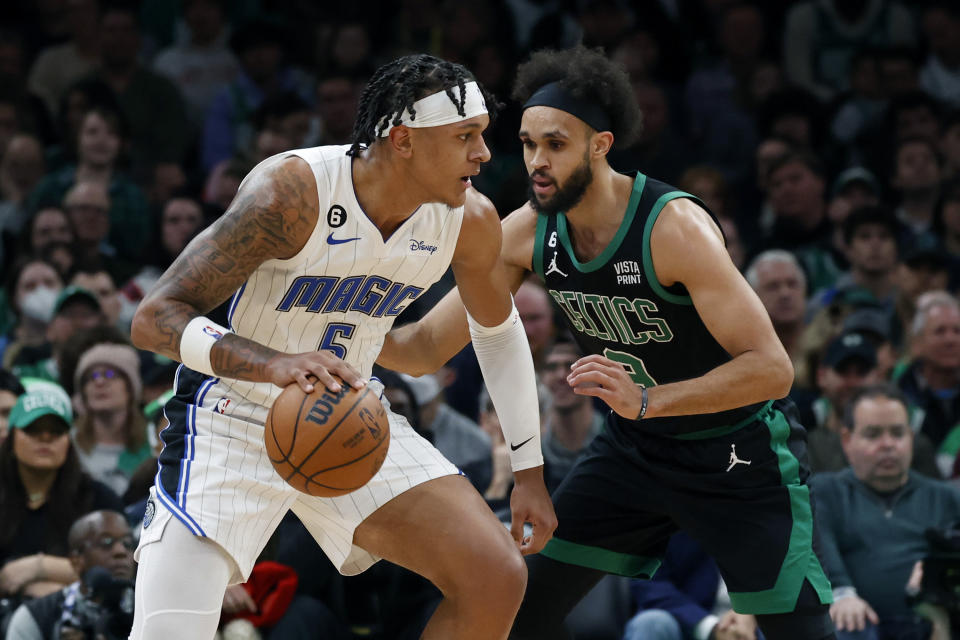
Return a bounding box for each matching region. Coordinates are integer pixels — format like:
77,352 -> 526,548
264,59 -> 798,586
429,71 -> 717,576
131,155 -> 363,392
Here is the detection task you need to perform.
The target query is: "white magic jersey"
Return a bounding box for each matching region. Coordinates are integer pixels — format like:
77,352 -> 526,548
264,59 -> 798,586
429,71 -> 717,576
218,145 -> 463,410
141,145 -> 464,580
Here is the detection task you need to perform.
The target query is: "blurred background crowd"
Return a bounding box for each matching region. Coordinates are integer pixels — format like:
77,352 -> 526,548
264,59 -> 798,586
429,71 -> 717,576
0,0 -> 959,638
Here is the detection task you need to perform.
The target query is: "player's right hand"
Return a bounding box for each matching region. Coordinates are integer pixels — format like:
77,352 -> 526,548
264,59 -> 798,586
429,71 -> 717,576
829,594 -> 879,632
265,350 -> 365,393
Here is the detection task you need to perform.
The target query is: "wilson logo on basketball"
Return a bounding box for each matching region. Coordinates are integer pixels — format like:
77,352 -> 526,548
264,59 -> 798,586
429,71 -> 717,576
304,386 -> 350,426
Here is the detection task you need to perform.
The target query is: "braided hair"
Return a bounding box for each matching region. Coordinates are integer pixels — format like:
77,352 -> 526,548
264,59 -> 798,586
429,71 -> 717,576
347,54 -> 499,157
512,45 -> 641,146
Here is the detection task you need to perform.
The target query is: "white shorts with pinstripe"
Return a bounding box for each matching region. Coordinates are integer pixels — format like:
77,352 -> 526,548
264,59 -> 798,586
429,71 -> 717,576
135,380 -> 460,584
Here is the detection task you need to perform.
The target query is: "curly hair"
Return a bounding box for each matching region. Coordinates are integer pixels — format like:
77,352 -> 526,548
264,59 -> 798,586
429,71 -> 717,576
347,54 -> 499,157
512,45 -> 641,146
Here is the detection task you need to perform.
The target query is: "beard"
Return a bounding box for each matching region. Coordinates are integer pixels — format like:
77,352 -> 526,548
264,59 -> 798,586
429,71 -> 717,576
527,158 -> 594,216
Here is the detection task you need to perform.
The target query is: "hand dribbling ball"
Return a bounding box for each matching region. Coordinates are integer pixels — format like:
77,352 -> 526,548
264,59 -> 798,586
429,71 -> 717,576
265,380 -> 390,497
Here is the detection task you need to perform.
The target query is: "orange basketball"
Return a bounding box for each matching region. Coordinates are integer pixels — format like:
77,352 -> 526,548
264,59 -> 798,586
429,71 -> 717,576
265,380 -> 390,497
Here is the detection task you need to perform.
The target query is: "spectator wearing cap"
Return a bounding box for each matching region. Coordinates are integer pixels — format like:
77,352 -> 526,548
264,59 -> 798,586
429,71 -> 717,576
843,307 -> 899,381
201,20 -> 312,172
812,385 -> 960,640
826,167 -> 881,261
72,342 -> 150,497
896,293 -> 960,452
400,372 -> 492,494
807,331 -> 938,477
746,250 -> 810,385
4,509 -> 135,640
0,386 -> 122,605
13,286 -> 105,384
809,206 -> 901,318
891,137 -> 942,240
0,368 -> 25,445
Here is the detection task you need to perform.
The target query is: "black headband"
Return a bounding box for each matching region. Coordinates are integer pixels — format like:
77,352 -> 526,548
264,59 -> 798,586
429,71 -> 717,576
522,81 -> 611,133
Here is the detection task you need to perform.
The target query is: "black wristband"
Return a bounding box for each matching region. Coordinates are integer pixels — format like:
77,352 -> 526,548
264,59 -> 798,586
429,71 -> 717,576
638,386 -> 648,420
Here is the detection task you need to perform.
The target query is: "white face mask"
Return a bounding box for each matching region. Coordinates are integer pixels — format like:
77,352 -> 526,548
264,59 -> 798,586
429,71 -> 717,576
19,286 -> 60,323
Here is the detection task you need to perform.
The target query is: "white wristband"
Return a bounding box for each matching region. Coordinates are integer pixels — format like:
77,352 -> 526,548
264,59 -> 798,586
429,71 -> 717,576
180,316 -> 232,377
468,299 -> 544,471
832,586 -> 858,601
694,615 -> 719,640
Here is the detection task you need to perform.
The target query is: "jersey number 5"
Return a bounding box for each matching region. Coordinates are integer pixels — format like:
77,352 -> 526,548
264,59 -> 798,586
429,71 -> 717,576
603,348 -> 657,387
319,323 -> 356,359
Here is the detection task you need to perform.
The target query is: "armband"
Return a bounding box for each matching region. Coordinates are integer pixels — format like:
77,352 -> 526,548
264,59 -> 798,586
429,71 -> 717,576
468,300 -> 544,471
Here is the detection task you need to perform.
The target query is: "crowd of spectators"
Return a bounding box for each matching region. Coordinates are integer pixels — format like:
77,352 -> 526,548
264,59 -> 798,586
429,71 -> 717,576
1,0 -> 960,638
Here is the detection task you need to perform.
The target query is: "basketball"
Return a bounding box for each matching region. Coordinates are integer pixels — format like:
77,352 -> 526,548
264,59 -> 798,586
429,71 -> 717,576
265,380 -> 390,497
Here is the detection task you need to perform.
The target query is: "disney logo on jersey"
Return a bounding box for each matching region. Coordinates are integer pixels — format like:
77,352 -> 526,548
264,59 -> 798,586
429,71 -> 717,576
409,239 -> 438,254
548,289 -> 674,346
276,274 -> 425,318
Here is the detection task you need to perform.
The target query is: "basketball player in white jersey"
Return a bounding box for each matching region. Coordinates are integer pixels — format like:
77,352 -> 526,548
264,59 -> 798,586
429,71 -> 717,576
128,54 -> 556,640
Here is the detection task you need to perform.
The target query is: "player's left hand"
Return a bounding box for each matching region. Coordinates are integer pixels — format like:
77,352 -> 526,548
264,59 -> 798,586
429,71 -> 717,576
222,584 -> 257,614
509,466 -> 557,555
567,355 -> 645,419
715,610 -> 758,640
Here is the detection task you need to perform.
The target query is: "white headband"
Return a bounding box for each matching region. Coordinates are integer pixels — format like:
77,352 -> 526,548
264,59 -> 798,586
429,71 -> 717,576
378,81 -> 487,137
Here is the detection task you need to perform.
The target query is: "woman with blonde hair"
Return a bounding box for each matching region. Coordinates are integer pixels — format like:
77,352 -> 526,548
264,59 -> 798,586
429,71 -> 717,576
72,342 -> 151,497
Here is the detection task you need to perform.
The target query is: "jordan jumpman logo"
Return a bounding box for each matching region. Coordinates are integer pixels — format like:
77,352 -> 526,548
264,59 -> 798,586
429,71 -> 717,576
545,251 -> 568,277
726,444 -> 751,472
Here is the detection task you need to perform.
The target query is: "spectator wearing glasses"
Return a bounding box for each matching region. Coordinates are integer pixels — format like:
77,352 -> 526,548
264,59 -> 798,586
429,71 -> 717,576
72,343 -> 149,498
4,509 -> 136,640
0,386 -> 122,608
60,181 -> 138,285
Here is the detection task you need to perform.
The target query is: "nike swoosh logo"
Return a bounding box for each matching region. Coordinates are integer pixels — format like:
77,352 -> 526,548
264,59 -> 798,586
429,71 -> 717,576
510,436 -> 535,452
327,232 -> 361,245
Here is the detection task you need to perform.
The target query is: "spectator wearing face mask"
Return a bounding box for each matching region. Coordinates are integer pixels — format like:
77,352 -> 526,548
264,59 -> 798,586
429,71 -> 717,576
12,286 -> 106,384
0,258 -> 63,374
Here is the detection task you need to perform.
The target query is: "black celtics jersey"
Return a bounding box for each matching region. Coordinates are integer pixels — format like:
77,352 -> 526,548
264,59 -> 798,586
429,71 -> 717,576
533,172 -> 766,437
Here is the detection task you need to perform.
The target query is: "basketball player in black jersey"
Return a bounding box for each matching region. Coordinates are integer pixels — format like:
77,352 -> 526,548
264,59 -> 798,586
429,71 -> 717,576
380,46 -> 836,640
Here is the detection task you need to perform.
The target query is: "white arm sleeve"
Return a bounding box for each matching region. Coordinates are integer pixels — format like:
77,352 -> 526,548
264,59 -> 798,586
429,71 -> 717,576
467,298 -> 544,471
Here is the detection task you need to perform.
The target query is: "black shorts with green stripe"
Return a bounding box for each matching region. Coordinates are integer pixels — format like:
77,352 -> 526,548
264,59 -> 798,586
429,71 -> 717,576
541,398 -> 833,615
